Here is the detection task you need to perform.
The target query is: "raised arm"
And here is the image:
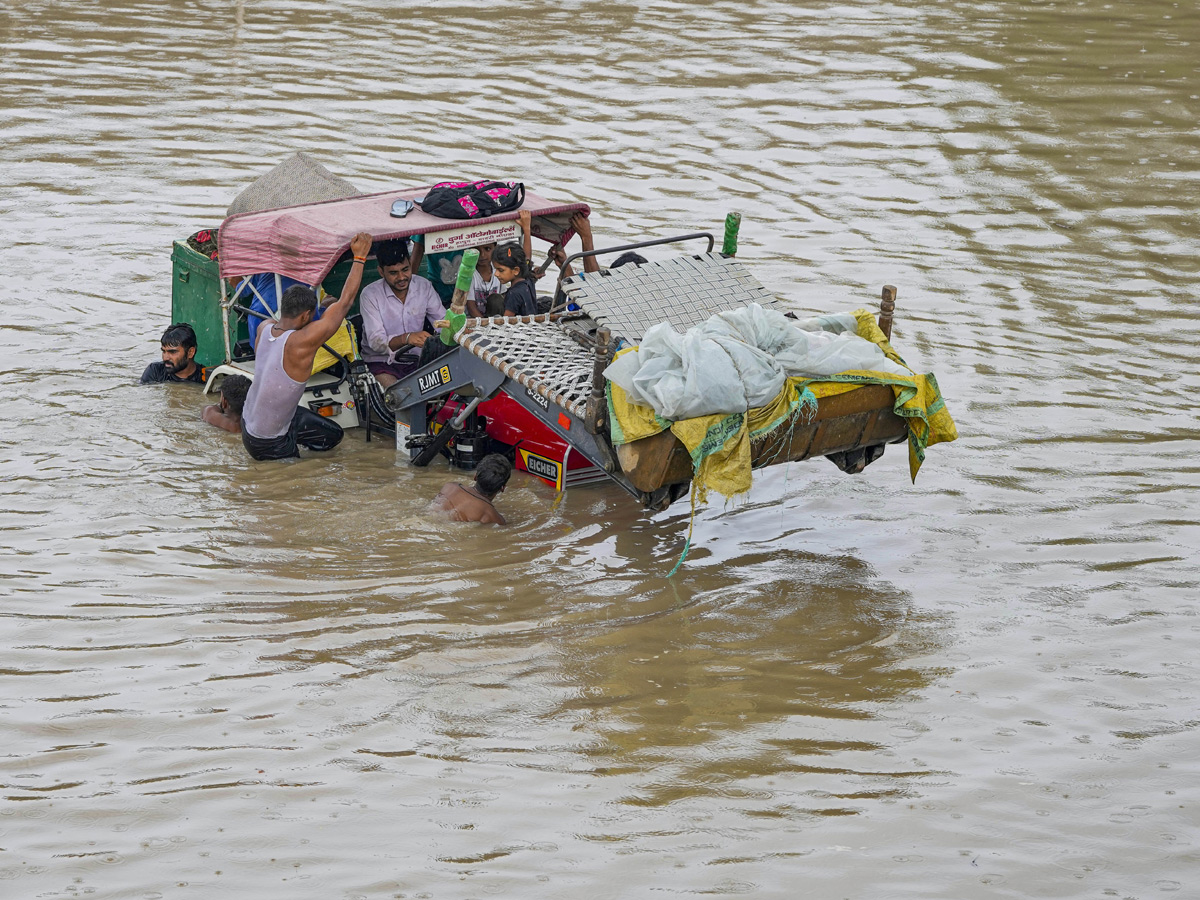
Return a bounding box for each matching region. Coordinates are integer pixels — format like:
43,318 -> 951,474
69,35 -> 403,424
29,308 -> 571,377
288,232 -> 373,356
549,244 -> 572,280
518,210 -> 533,262
571,212 -> 600,274
410,236 -> 424,279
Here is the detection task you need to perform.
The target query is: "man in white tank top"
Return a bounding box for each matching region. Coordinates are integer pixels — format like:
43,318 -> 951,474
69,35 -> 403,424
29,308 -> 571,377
241,232 -> 373,461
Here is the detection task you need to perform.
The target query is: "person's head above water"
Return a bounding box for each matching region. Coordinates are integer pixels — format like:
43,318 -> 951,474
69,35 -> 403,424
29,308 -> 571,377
279,284 -> 319,323
161,322 -> 197,351
492,242 -> 532,284
473,453 -> 513,499
219,374 -> 251,417
160,322 -> 197,373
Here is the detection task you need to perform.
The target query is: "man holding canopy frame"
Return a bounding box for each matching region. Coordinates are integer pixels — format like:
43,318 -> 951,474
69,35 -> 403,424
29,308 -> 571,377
240,231 -> 374,461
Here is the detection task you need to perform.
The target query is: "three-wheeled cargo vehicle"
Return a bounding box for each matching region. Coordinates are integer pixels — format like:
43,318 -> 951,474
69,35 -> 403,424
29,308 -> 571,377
173,177 -> 954,509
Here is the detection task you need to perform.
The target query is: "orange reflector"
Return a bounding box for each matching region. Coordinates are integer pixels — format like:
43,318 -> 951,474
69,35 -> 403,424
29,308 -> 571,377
558,412 -> 571,429
308,399 -> 342,417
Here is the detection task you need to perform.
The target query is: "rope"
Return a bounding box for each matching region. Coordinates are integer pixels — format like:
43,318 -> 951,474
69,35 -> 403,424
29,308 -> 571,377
666,481 -> 701,577
458,317 -> 597,416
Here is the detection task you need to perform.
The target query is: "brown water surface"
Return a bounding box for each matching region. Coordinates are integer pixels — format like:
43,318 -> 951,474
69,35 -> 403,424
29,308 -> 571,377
1,1 -> 1198,897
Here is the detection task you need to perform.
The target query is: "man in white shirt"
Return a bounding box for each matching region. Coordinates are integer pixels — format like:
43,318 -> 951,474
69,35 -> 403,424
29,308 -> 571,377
359,239 -> 448,387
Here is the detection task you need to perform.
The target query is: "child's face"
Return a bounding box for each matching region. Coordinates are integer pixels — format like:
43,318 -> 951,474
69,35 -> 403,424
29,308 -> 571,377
494,263 -> 519,284
476,243 -> 496,264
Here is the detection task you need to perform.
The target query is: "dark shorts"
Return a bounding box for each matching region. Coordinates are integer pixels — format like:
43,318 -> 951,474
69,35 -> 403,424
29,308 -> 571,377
367,357 -> 420,381
242,407 -> 344,461
370,341 -> 454,380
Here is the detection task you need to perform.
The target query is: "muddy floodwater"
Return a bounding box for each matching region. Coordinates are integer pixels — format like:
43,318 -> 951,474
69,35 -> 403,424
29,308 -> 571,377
1,1 -> 1198,897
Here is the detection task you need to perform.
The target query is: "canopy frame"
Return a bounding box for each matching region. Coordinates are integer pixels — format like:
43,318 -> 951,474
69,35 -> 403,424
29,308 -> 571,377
217,185 -> 590,286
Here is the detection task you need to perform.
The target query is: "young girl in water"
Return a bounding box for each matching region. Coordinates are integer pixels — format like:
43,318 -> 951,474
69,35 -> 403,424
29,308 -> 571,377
492,242 -> 539,318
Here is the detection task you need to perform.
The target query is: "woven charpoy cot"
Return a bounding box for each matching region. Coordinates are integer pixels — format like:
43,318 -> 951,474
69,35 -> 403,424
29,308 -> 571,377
454,253 -> 783,417
558,252 -> 780,341
456,316 -> 596,417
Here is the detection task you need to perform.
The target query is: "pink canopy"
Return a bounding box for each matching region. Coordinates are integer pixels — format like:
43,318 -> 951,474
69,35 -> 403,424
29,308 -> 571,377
218,186 -> 590,286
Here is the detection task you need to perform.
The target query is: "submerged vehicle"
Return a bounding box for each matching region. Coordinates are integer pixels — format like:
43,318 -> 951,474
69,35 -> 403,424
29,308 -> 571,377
174,161 -> 954,509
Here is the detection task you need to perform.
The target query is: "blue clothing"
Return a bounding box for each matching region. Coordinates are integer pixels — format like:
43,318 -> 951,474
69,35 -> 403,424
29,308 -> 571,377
241,273 -> 317,351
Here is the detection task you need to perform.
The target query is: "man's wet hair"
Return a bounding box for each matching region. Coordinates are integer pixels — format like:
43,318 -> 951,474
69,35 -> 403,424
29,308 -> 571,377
280,284 -> 318,319
611,252 -> 648,268
474,453 -> 513,496
161,322 -> 197,350
376,239 -> 410,268
219,374 -> 251,417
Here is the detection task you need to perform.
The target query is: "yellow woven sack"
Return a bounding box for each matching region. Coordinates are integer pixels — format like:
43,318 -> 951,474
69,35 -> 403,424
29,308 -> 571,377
311,321 -> 357,375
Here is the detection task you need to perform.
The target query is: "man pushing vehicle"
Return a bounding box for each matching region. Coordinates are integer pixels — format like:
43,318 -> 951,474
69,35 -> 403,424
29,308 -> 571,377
240,231 -> 373,461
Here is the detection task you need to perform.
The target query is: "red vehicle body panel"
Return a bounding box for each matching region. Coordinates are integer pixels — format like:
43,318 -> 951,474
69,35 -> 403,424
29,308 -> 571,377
435,392 -> 596,488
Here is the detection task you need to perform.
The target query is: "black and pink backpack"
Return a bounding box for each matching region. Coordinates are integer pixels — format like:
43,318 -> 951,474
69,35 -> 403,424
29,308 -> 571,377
418,180 -> 525,220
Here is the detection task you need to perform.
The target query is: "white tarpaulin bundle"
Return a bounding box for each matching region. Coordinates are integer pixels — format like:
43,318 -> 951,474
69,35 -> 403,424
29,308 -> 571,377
603,304 -> 911,420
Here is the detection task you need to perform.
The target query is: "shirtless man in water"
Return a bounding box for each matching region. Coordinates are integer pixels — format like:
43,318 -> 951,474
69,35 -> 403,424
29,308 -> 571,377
201,374 -> 251,433
429,454 -> 512,525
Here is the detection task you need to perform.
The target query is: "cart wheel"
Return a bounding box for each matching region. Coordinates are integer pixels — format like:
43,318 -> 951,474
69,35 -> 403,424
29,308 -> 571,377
641,480 -> 691,512
825,443 -> 886,474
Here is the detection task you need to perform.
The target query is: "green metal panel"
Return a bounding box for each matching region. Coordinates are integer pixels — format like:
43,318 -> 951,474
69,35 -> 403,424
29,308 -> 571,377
170,241 -> 232,367
321,256 -> 381,301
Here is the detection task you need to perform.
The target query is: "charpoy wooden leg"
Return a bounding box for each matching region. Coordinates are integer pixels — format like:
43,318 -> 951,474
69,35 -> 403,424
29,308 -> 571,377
879,285 -> 896,339
585,327 -> 611,436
